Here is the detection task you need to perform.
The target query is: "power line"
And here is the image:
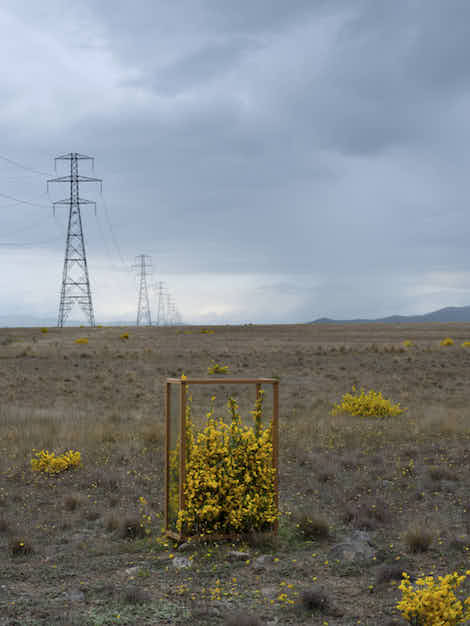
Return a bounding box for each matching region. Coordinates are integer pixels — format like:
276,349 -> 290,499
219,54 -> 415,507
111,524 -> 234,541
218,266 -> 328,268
0,237 -> 62,248
0,191 -> 49,209
0,153 -> 52,177
100,193 -> 128,269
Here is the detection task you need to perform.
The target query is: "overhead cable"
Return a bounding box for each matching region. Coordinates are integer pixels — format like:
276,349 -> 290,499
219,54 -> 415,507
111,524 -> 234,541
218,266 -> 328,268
0,191 -> 49,209
0,154 -> 52,177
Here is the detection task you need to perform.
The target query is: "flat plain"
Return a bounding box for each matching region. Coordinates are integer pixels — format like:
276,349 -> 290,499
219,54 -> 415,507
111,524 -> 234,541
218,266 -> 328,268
2,322 -> 470,625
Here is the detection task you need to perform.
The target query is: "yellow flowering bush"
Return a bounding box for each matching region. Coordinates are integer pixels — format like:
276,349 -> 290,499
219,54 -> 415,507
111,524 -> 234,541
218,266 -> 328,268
331,387 -> 405,417
207,361 -> 229,375
440,337 -> 454,346
397,571 -> 470,625
461,341 -> 470,348
402,340 -> 414,348
138,496 -> 153,536
40,328 -> 48,334
175,393 -> 277,536
31,449 -> 81,473
120,332 -> 129,341
75,337 -> 88,345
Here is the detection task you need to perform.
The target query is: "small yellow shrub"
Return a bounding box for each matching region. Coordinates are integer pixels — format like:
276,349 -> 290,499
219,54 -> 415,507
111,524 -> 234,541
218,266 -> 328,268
440,337 -> 454,346
120,332 -> 129,341
402,340 -> 414,348
397,571 -> 470,625
207,361 -> 229,375
75,337 -> 88,345
200,328 -> 215,335
461,341 -> 470,348
40,328 -> 48,334
31,449 -> 81,474
331,387 -> 405,417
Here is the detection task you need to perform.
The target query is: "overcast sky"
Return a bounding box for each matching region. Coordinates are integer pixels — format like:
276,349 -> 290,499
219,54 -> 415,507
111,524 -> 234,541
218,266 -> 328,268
2,0 -> 470,324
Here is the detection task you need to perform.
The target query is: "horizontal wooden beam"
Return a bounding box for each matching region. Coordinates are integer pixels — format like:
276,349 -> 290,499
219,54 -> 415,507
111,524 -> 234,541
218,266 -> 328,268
166,377 -> 278,384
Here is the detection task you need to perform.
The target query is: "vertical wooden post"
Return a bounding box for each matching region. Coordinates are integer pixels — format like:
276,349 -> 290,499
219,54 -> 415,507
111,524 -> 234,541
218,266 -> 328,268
178,381 -> 187,541
164,381 -> 171,534
272,380 -> 279,533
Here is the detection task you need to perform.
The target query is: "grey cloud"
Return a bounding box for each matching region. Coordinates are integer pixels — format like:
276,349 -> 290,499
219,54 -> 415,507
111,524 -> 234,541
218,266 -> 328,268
150,37 -> 263,95
3,1 -> 470,323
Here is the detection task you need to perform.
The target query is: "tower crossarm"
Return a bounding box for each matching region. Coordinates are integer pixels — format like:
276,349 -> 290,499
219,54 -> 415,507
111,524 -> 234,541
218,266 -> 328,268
47,175 -> 102,192
54,152 -> 95,161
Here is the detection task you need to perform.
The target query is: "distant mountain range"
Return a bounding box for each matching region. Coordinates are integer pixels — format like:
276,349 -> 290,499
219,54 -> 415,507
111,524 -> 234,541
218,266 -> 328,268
311,305 -> 470,324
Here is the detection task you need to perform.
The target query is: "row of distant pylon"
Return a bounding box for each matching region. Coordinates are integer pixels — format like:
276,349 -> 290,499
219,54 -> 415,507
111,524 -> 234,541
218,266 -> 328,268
133,254 -> 182,326
48,152 -> 182,327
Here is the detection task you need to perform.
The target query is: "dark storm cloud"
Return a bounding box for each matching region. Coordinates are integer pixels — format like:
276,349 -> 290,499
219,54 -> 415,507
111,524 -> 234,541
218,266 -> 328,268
2,0 -> 470,322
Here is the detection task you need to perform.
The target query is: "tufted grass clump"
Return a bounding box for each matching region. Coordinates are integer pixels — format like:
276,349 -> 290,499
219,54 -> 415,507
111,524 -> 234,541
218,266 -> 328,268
9,537 -> 34,557
440,337 -> 454,346
404,524 -> 433,553
122,585 -> 151,605
301,587 -> 329,612
120,515 -> 146,540
296,512 -> 330,540
397,571 -> 470,625
64,494 -> 82,511
331,387 -> 405,417
75,337 -> 88,345
31,449 -> 81,474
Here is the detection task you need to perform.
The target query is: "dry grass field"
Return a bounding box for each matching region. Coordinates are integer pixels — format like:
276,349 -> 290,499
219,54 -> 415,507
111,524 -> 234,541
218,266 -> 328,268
2,322 -> 470,625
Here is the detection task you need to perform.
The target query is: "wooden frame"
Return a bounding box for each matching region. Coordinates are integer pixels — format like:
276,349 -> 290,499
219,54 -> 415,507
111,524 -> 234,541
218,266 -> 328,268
164,377 -> 279,541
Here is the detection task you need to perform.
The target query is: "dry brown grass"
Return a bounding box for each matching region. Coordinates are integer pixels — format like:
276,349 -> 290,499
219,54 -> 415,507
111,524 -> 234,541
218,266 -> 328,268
2,323 -> 470,624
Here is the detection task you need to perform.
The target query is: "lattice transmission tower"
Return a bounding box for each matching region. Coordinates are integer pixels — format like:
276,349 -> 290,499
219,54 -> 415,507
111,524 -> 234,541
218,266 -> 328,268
167,293 -> 180,325
48,153 -> 102,327
155,281 -> 167,326
134,254 -> 153,326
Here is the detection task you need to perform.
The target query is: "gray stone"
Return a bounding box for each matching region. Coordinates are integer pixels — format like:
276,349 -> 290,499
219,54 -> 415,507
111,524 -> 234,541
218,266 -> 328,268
261,585 -> 278,598
172,555 -> 192,569
253,554 -> 272,571
227,550 -> 250,561
177,542 -> 192,552
66,590 -> 85,603
329,531 -> 375,562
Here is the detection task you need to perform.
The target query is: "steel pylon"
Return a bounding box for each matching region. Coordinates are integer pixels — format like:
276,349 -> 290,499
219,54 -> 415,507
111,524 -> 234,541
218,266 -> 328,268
133,254 -> 153,326
155,281 -> 167,326
48,153 -> 102,327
